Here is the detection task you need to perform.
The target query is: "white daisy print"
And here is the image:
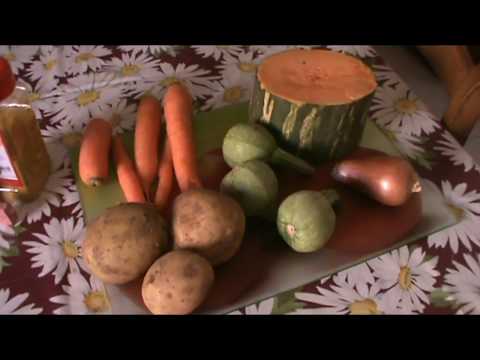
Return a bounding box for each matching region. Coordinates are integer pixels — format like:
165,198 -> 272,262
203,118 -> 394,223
327,45 -> 377,58
28,87 -> 62,121
50,272 -> 111,315
434,131 -> 480,174
27,45 -> 64,94
368,246 -> 440,313
119,45 -> 173,56
250,45 -> 317,60
91,98 -> 137,135
379,127 -> 433,169
24,217 -> 87,285
229,298 -> 275,315
63,45 -> 112,75
0,224 -> 15,250
42,121 -> 84,170
204,70 -> 253,110
0,289 -> 43,315
62,184 -> 83,217
128,62 -> 218,100
371,82 -> 440,136
427,181 -> 480,253
218,51 -> 260,85
104,51 -> 161,93
0,45 -> 39,74
50,72 -> 122,126
293,276 -> 388,315
250,45 -> 291,55
192,46 -> 244,61
340,262 -> 376,286
16,166 -> 73,224
444,253 -> 480,315
373,64 -> 404,88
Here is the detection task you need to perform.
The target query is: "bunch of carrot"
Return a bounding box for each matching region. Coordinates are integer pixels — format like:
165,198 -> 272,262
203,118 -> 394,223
78,83 -> 202,213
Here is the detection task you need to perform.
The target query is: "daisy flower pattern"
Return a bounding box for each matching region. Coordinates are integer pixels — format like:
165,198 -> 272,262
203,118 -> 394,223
16,166 -> 73,224
42,121 -> 84,170
15,79 -> 63,121
62,184 -> 83,217
250,45 -> 291,56
434,131 -> 480,173
50,272 -> 111,315
24,217 -> 87,285
0,289 -> 43,315
119,45 -> 173,56
379,127 -> 433,169
204,70 -> 253,110
50,72 -> 122,126
91,98 -> 137,135
27,45 -> 64,94
327,45 -> 376,58
229,298 -> 275,315
368,246 -> 440,313
427,181 -> 480,253
64,45 -> 112,75
104,51 -> 161,93
444,253 -> 480,315
0,224 -> 15,250
371,82 -> 440,136
373,64 -> 404,88
341,263 -> 376,286
293,275 -> 387,315
128,62 -> 218,100
250,45 -> 317,60
0,45 -> 38,74
218,51 -> 260,86
192,46 -> 244,61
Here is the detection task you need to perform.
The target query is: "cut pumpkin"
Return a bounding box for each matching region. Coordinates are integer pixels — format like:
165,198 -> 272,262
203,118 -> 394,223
249,49 -> 378,164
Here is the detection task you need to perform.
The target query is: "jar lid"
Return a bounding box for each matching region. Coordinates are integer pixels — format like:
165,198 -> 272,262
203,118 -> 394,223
0,57 -> 16,102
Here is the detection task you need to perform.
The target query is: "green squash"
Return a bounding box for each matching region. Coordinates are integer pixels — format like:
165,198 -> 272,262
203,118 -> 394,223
277,190 -> 338,253
220,160 -> 278,217
222,123 -> 314,175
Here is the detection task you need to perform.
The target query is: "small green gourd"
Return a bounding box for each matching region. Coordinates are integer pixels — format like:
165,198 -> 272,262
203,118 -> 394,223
220,160 -> 278,217
277,190 -> 339,253
222,123 -> 315,175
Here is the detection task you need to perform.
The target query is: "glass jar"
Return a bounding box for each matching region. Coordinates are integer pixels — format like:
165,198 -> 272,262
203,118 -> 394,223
0,56 -> 50,203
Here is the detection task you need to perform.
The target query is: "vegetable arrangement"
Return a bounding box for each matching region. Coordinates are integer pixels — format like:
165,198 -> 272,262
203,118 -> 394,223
79,83 -> 247,315
77,49 -> 423,315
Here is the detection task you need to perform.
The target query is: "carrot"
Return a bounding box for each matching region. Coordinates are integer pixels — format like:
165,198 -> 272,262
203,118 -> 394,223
154,139 -> 174,210
163,83 -> 203,192
135,95 -> 162,199
113,135 -> 146,203
79,118 -> 112,187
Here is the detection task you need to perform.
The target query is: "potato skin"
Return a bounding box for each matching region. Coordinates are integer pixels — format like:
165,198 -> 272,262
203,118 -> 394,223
172,189 -> 246,266
83,203 -> 169,285
142,250 -> 214,315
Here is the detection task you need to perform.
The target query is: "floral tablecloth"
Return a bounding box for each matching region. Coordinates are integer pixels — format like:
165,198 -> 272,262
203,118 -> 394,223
0,45 -> 479,315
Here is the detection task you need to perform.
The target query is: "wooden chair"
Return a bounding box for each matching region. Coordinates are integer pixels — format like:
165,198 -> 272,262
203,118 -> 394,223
417,46 -> 480,141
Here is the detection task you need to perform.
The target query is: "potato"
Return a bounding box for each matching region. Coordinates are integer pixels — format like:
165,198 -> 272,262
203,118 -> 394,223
142,250 -> 215,315
172,189 -> 245,266
83,203 -> 169,285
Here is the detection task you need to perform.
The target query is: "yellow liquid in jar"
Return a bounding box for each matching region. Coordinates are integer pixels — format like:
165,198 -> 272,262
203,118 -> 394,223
0,105 -> 50,202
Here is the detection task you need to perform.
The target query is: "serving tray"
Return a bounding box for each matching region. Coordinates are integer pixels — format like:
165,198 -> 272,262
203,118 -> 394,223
69,102 -> 457,314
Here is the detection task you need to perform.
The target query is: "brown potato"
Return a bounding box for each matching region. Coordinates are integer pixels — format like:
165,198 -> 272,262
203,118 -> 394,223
83,203 -> 169,285
172,189 -> 245,266
142,250 -> 214,315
